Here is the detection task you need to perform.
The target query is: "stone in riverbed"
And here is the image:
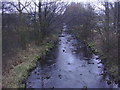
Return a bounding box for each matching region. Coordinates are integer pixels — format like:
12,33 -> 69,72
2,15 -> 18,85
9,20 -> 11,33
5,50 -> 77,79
98,66 -> 101,68
104,68 -> 106,70
29,85 -> 32,88
44,76 -> 50,79
37,73 -> 40,75
107,80 -> 111,85
28,82 -> 31,84
68,63 -> 71,65
58,74 -> 62,79
63,49 -> 65,52
99,73 -> 104,75
51,86 -> 54,89
96,57 -> 99,59
87,62 -> 94,64
83,86 -> 87,90
34,71 -> 37,74
97,61 -> 102,64
37,77 -> 40,79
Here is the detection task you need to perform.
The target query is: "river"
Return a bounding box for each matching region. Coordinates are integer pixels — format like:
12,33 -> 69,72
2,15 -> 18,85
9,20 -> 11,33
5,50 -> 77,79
25,25 -> 118,88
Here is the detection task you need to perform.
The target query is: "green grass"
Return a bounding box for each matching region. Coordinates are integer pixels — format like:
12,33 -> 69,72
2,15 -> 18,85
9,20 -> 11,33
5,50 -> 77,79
3,33 -> 58,88
87,41 -> 119,84
87,41 -> 98,54
104,61 -> 119,82
6,44 -> 53,88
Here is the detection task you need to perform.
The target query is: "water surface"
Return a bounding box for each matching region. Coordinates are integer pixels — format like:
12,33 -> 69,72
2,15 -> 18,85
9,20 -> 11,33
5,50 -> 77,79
26,26 -> 118,88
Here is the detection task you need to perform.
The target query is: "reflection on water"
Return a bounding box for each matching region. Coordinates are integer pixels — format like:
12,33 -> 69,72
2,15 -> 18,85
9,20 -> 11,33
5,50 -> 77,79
26,25 -> 118,88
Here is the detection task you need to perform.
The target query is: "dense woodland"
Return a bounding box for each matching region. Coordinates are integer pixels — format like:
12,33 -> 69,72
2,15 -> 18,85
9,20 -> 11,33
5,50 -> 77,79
2,0 -> 120,88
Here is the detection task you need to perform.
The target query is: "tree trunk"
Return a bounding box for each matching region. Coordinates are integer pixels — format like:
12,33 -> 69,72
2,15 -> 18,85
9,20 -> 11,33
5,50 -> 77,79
105,2 -> 109,53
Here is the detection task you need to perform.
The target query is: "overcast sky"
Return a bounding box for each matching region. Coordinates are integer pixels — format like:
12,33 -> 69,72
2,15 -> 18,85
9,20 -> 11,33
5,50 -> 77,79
3,0 -> 119,3
2,0 -> 118,13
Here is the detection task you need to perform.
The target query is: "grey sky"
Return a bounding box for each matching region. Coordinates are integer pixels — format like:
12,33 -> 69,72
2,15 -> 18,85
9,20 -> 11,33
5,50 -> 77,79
2,0 -> 118,13
2,0 -> 119,2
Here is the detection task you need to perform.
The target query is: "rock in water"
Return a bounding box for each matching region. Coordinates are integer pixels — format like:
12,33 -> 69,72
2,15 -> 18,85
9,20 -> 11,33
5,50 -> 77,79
107,80 -> 111,85
83,86 -> 87,90
63,49 -> 65,52
68,63 -> 71,65
46,76 -> 50,79
98,66 -> 101,68
58,74 -> 62,79
51,86 -> 54,89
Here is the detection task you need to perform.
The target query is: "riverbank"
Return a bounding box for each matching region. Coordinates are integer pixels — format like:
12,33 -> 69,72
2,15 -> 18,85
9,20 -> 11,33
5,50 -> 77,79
86,41 -> 119,87
69,28 -> 119,87
2,33 -> 59,88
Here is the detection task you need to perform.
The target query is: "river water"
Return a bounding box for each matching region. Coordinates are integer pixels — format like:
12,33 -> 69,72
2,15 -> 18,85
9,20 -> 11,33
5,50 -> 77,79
26,25 -> 118,88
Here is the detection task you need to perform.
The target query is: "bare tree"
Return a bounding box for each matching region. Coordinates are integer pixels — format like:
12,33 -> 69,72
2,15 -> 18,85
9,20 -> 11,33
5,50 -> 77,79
31,0 -> 66,45
6,0 -> 31,49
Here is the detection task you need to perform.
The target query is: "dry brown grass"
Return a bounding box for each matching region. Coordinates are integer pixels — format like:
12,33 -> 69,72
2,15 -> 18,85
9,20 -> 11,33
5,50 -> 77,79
2,34 -> 58,88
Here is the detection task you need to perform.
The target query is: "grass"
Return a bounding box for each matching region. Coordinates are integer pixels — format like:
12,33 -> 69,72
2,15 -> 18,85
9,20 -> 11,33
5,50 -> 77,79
104,60 -> 119,83
88,40 -> 119,85
82,39 -> 119,85
2,33 -> 58,88
83,41 -> 98,54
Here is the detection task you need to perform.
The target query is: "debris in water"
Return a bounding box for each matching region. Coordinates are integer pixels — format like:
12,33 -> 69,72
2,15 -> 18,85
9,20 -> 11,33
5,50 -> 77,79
97,61 -> 102,64
98,66 -> 101,68
83,86 -> 87,90
58,74 -> 62,79
38,70 -> 40,72
44,76 -> 50,79
59,35 -> 64,37
88,62 -> 91,64
34,71 -> 37,74
104,68 -> 106,70
46,76 -> 50,79
63,49 -> 65,52
107,80 -> 111,85
80,74 -> 82,75
68,63 -> 71,65
37,73 -> 40,75
96,57 -> 99,59
28,82 -> 31,84
29,85 -> 32,88
51,86 -> 54,89
37,77 -> 40,79
28,74 -> 30,76
88,62 -> 94,64
99,73 -> 104,75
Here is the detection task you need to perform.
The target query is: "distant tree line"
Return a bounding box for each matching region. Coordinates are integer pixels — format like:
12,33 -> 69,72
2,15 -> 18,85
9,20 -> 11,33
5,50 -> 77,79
63,2 -> 96,41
